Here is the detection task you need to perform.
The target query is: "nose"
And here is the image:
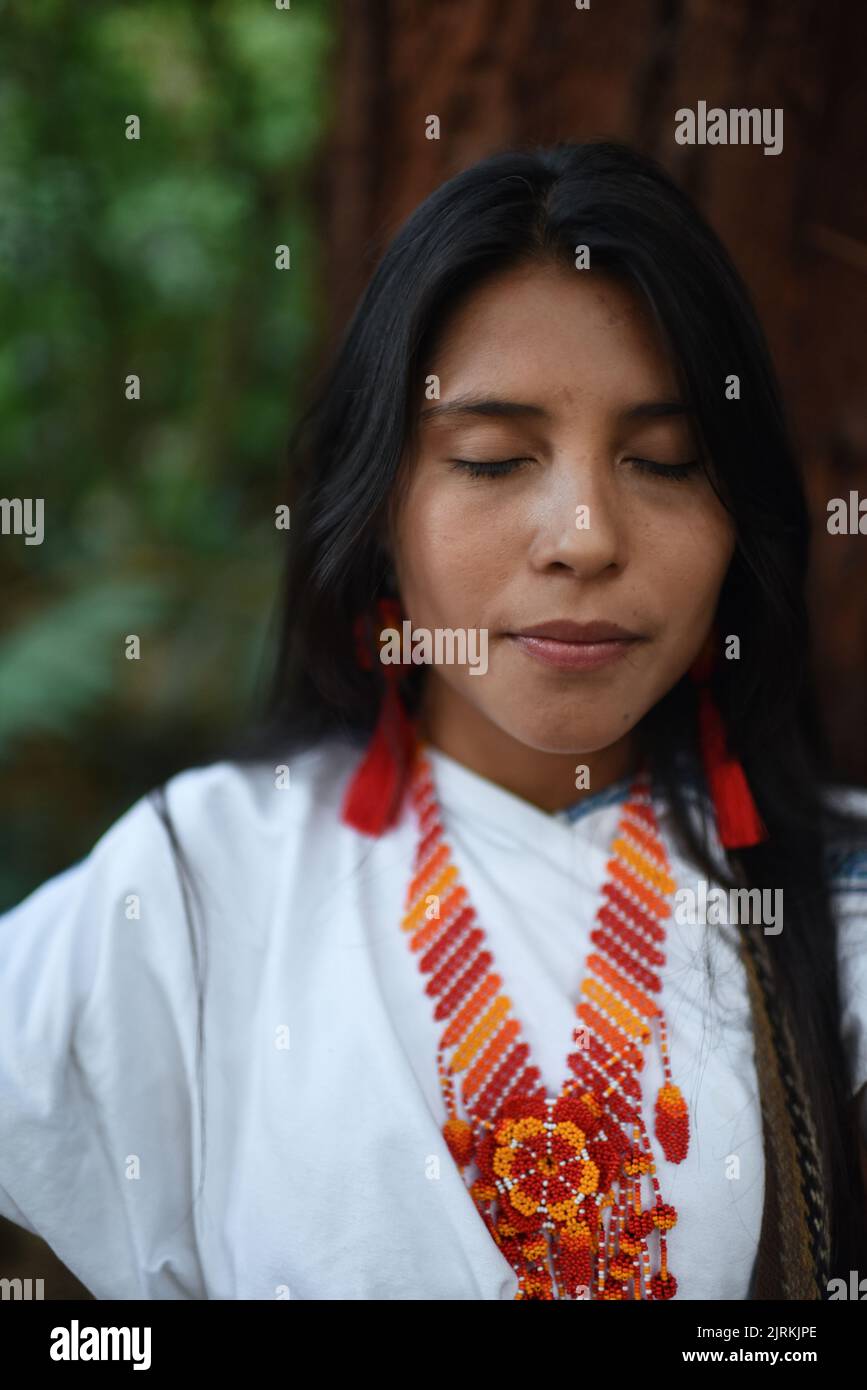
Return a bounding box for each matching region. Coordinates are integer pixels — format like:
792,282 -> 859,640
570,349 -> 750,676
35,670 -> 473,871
525,452 -> 624,577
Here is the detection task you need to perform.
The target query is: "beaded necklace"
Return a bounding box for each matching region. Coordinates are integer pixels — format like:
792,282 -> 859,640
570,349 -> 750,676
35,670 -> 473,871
400,737 -> 690,1300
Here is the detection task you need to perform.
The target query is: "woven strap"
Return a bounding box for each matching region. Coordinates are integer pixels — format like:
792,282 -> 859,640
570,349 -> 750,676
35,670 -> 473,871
738,924 -> 831,1298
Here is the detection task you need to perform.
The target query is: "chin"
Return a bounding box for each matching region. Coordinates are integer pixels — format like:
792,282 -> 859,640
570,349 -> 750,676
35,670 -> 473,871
495,711 -> 637,758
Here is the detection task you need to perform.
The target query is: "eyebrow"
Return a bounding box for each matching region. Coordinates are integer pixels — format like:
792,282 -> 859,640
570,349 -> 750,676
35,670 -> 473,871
418,393 -> 690,424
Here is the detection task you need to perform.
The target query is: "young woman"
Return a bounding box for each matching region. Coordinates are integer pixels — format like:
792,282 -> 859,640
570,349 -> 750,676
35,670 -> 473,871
2,141 -> 866,1301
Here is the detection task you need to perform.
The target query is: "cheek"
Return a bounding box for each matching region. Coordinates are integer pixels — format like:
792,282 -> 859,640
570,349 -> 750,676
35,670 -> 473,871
394,483 -> 511,616
647,504 -> 735,632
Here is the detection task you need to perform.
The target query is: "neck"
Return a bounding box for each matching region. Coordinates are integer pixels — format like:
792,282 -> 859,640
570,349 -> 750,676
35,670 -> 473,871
417,680 -> 639,815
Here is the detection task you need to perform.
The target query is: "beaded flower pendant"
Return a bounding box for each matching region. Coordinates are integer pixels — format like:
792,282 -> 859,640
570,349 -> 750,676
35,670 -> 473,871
400,742 -> 690,1300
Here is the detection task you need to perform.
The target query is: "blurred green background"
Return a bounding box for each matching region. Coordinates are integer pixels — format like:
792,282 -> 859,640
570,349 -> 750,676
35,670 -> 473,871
0,0 -> 333,911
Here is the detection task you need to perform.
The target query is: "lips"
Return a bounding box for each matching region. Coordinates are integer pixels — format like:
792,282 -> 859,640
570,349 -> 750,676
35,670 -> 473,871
505,619 -> 645,672
508,619 -> 642,642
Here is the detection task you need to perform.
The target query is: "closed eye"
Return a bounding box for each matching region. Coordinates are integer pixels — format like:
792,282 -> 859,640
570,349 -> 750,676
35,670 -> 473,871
626,457 -> 701,481
449,457 -> 701,481
448,458 -> 533,478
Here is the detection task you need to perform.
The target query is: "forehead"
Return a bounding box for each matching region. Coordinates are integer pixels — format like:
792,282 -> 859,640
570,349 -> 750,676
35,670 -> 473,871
424,262 -> 679,405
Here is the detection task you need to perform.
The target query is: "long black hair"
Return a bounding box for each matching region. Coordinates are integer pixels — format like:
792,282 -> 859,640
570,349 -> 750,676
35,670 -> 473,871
155,139 -> 867,1288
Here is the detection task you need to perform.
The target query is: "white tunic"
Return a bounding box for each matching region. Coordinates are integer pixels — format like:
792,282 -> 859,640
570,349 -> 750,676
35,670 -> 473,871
1,738 -> 865,1300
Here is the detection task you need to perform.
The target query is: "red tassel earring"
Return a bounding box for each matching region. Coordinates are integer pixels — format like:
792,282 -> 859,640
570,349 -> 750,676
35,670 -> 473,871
689,636 -> 767,850
340,596 -> 419,836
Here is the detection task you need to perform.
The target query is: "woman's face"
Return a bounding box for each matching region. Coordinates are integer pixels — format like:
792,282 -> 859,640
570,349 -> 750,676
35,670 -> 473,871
390,261 -> 736,764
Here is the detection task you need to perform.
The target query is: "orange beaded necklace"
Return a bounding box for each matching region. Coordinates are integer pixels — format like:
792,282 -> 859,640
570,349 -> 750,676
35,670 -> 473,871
341,597 -> 768,1298
400,736 -> 690,1300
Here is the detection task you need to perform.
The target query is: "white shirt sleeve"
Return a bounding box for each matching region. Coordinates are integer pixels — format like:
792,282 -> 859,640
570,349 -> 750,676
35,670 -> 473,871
834,867 -> 867,1117
826,790 -> 867,1144
0,787 -> 208,1299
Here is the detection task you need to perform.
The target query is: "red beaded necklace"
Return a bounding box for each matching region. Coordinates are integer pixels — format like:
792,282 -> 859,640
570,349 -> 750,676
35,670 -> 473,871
400,737 -> 690,1300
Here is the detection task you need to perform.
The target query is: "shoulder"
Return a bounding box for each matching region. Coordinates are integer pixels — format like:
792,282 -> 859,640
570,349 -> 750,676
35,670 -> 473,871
0,737 -> 365,983
157,736 -> 363,841
0,737 -> 367,1295
93,735 -> 363,877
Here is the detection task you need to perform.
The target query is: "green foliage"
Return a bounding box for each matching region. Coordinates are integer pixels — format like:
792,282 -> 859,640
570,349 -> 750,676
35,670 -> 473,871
0,580 -> 172,746
0,0 -> 334,907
